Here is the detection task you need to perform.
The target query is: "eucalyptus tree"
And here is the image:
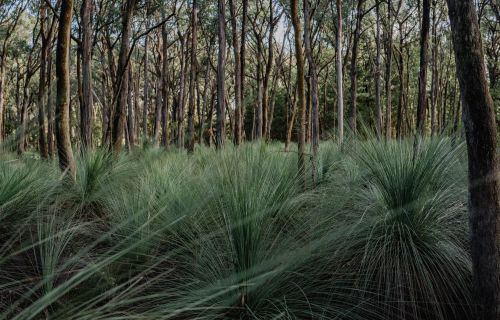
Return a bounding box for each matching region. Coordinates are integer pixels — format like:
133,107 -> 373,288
446,0 -> 500,318
55,0 -> 76,178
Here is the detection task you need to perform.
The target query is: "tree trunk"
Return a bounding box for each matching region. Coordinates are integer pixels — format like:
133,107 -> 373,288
416,0 -> 430,136
142,4 -> 150,138
177,35 -> 187,148
240,0 -> 248,142
127,67 -> 135,146
336,0 -> 344,144
80,0 -> 93,151
304,0 -> 319,178
38,2 -> 49,158
291,0 -> 306,182
162,12 -> 170,148
55,0 -> 76,178
187,0 -> 198,152
430,1 -> 439,136
447,0 -> 500,318
111,0 -> 137,152
216,0 -> 226,148
384,0 -> 395,138
348,0 -> 365,134
375,0 -> 382,138
229,0 -> 242,145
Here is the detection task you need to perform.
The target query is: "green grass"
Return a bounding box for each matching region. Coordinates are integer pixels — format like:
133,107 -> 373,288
0,138 -> 472,319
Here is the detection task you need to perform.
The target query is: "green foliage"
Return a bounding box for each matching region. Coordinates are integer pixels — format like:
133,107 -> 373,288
0,139 -> 473,319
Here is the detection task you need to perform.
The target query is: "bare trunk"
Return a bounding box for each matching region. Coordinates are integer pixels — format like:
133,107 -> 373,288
111,0 -> 137,152
304,0 -> 319,177
291,0 -> 306,183
216,0 -> 226,148
80,0 -> 93,151
416,0 -> 430,136
447,0 -> 500,318
55,0 -> 76,178
38,3 -> 49,158
375,1 -> 382,138
348,0 -> 364,134
336,0 -> 344,144
229,0 -> 242,145
187,0 -> 198,152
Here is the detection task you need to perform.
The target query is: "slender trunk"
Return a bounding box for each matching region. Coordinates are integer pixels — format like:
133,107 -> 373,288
416,0 -> 430,136
385,0 -> 396,138
229,0 -> 242,145
396,31 -> 405,138
162,13 -> 170,148
447,0 -> 500,318
142,5 -> 150,138
304,0 -> 319,177
336,0 -> 344,144
80,0 -> 93,151
55,0 -> 76,178
430,1 -> 439,135
177,35 -> 187,148
216,0 -> 226,148
47,51 -> 54,157
38,2 -> 49,158
127,67 -> 135,146
187,0 -> 198,152
348,0 -> 364,134
375,1 -> 382,138
291,0 -> 306,183
262,0 -> 275,140
112,0 -> 137,152
153,77 -> 162,146
240,0 -> 248,142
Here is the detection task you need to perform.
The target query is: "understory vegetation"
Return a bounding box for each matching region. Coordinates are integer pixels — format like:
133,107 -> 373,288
0,137 -> 473,319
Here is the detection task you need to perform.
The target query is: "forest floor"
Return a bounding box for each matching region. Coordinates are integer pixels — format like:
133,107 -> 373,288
0,138 -> 473,319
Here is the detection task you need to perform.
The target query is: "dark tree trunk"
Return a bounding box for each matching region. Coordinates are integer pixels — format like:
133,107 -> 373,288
291,0 -> 306,183
229,0 -> 242,145
80,0 -> 93,151
216,0 -> 226,148
304,0 -> 319,177
55,0 -> 76,178
142,4 -> 150,138
374,0 -> 382,138
187,0 -> 198,152
240,0 -> 248,142
127,67 -> 135,146
112,0 -> 137,152
447,0 -> 500,318
348,0 -> 365,134
416,0 -> 430,136
162,12 -> 170,148
38,2 -> 49,159
335,0 -> 344,143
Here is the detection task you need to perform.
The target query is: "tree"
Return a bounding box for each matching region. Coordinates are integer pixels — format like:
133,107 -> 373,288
291,0 -> 306,181
447,0 -> 500,318
55,0 -> 76,178
374,0 -> 382,138
348,0 -> 365,134
303,0 -> 319,173
80,0 -> 93,151
216,0 -> 226,148
187,0 -> 198,152
416,0 -> 430,136
229,0 -> 242,145
335,0 -> 344,144
112,0 -> 137,152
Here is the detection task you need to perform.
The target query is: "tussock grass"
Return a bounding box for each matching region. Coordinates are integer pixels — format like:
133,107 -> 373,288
0,139 -> 472,319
